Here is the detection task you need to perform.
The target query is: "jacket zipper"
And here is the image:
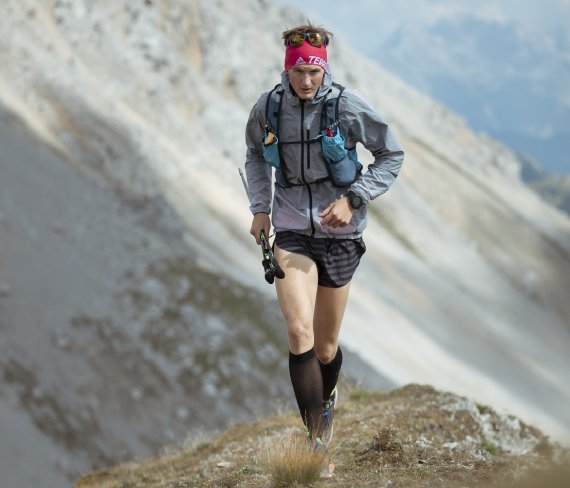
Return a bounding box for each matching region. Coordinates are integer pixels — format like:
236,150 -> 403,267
300,101 -> 315,236
306,129 -> 311,169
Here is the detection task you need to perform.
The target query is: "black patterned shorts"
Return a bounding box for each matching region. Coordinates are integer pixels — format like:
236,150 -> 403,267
275,231 -> 366,288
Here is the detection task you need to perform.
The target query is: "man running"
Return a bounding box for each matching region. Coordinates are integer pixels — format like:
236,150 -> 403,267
244,21 -> 404,448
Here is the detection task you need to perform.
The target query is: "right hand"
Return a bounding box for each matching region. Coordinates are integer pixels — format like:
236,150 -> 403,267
250,212 -> 271,245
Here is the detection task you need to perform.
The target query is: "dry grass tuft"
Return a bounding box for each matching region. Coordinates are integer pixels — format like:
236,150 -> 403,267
264,432 -> 329,487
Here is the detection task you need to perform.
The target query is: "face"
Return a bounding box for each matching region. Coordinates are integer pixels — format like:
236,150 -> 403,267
288,65 -> 325,100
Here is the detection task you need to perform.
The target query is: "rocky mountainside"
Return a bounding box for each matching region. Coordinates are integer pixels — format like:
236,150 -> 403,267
1,1 -> 570,487
371,13 -> 570,175
521,156 -> 570,215
528,175 -> 570,215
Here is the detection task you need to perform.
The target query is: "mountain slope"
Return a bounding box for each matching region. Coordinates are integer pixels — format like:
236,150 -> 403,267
374,14 -> 570,174
1,0 -> 570,486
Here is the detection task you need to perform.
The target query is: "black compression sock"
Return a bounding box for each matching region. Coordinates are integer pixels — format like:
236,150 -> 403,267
319,345 -> 343,400
289,348 -> 323,437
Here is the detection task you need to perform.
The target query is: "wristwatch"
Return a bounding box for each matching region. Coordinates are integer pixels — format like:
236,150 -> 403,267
347,190 -> 364,209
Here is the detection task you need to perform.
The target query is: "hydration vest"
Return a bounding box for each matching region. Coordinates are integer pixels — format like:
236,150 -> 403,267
261,82 -> 363,188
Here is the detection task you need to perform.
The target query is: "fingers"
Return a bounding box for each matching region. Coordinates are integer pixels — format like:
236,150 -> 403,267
322,217 -> 347,228
319,203 -> 335,226
320,212 -> 335,227
319,202 -> 334,218
250,213 -> 270,244
321,213 -> 345,228
250,226 -> 263,244
319,198 -> 355,228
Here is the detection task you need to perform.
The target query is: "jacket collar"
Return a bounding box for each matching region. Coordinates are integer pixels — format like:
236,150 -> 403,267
280,70 -> 334,107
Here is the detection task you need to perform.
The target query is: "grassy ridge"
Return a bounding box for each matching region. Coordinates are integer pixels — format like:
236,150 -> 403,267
74,384 -> 568,487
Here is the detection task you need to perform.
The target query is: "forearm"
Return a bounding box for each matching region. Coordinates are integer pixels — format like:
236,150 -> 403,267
341,91 -> 404,203
244,158 -> 272,214
244,94 -> 273,214
350,145 -> 404,203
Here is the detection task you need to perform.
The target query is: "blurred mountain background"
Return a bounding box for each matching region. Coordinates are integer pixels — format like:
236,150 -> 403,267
1,1 -> 569,487
279,0 -> 570,213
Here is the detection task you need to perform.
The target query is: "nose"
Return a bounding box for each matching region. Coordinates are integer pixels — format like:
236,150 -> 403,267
300,73 -> 312,87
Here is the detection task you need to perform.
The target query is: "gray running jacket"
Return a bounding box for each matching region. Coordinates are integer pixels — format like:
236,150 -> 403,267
244,70 -> 404,239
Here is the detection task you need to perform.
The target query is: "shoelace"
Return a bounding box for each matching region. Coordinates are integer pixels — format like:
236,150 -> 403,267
322,395 -> 335,419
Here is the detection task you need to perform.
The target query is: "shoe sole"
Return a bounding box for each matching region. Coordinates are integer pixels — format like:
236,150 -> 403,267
321,462 -> 335,479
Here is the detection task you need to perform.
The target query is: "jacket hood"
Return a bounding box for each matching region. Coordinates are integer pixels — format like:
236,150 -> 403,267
280,69 -> 334,107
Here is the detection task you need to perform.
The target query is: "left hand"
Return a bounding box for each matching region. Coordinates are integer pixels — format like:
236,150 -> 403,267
319,197 -> 355,228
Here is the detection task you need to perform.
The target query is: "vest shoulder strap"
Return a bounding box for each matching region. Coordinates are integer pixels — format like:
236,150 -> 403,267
265,84 -> 284,135
320,82 -> 345,131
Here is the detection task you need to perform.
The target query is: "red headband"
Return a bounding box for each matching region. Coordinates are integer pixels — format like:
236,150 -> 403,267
284,40 -> 328,72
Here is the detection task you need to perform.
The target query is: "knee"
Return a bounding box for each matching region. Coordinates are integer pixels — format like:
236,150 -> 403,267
315,344 -> 338,365
287,318 -> 313,351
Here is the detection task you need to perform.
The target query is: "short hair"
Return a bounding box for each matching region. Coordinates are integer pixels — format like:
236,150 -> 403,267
282,21 -> 334,45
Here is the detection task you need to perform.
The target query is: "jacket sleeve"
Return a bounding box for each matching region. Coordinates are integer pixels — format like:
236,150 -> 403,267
340,90 -> 404,204
244,93 -> 273,215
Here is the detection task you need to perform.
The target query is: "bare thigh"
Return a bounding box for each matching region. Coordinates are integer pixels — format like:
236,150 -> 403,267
313,283 -> 351,363
274,244 -> 319,354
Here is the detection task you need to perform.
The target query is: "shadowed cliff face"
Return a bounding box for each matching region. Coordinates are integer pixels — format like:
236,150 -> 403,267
0,117 -> 291,483
1,1 -> 570,487
1,253 -> 293,467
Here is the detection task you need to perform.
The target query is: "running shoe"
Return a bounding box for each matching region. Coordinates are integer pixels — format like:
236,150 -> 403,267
321,386 -> 337,445
311,438 -> 334,479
